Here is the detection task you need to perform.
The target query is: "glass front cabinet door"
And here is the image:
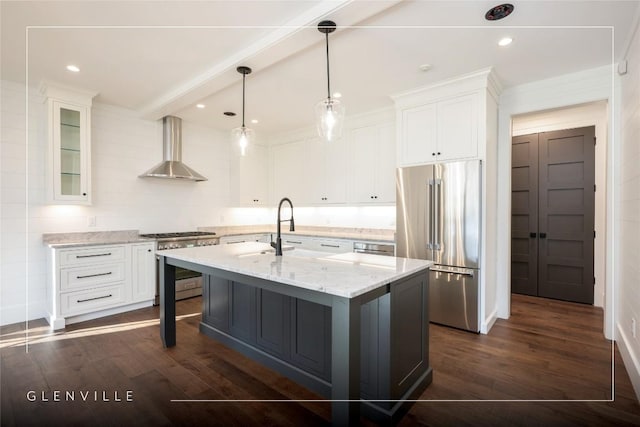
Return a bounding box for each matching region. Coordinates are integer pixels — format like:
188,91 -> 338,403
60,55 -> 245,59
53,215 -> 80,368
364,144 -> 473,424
44,85 -> 95,204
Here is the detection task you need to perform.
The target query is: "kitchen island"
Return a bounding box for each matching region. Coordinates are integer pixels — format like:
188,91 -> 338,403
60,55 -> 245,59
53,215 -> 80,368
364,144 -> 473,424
158,242 -> 433,425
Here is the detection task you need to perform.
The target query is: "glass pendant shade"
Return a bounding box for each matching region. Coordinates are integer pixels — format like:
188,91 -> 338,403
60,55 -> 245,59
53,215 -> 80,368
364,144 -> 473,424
232,66 -> 253,156
231,125 -> 254,157
315,97 -> 345,142
316,20 -> 344,142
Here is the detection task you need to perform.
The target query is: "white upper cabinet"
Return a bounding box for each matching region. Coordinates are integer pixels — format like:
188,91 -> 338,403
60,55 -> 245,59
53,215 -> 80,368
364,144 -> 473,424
272,137 -> 347,206
400,103 -> 438,165
318,136 -> 347,204
394,68 -> 497,167
272,139 -> 310,204
436,93 -> 478,161
231,144 -> 269,205
349,122 -> 396,203
42,83 -> 96,205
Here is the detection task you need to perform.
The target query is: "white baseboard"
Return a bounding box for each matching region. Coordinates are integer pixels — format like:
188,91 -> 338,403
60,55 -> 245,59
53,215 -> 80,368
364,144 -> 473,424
61,300 -> 154,328
0,302 -> 46,327
616,322 -> 640,401
481,308 -> 498,334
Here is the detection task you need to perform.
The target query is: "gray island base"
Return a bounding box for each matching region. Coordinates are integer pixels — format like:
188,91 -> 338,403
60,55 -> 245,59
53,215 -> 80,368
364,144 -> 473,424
158,243 -> 433,425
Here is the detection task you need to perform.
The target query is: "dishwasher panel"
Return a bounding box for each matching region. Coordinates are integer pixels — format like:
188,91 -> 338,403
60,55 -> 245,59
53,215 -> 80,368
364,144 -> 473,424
353,242 -> 395,256
429,265 -> 479,332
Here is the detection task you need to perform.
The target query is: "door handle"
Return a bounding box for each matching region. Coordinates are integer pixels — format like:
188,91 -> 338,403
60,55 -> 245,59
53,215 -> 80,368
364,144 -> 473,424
433,179 -> 442,250
539,233 -> 547,239
529,232 -> 537,238
427,180 -> 434,249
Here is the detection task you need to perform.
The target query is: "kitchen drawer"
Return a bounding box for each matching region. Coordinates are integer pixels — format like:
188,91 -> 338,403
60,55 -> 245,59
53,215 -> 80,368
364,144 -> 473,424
60,262 -> 126,291
310,239 -> 352,253
219,234 -> 271,244
59,245 -> 126,267
60,283 -> 126,316
280,235 -> 314,249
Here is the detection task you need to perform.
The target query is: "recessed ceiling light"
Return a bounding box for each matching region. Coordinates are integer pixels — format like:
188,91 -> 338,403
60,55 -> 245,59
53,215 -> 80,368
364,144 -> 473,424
251,119 -> 259,124
196,104 -> 205,109
419,64 -> 432,72
223,111 -> 236,117
66,65 -> 80,72
332,92 -> 342,98
498,37 -> 513,47
485,3 -> 514,21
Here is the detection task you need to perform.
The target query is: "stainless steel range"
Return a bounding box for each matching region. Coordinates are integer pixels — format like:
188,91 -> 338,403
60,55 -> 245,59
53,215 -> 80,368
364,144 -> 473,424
139,231 -> 218,305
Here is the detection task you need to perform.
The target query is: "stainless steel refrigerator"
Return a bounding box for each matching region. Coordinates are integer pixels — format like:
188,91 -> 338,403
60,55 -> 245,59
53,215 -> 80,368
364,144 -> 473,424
396,160 -> 481,332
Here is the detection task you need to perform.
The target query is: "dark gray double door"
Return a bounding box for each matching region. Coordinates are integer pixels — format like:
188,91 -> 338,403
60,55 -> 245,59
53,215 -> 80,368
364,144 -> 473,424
511,126 -> 595,304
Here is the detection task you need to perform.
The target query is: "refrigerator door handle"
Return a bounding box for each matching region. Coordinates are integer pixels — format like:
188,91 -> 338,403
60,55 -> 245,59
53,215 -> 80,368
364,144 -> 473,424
427,179 -> 434,249
433,178 -> 442,250
430,265 -> 475,277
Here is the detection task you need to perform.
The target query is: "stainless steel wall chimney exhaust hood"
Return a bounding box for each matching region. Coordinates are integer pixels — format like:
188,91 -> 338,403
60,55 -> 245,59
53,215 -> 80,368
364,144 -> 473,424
139,116 -> 207,182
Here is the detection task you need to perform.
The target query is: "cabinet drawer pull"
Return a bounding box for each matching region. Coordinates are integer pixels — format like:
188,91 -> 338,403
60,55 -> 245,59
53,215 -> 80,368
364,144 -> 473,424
76,252 -> 112,259
285,240 -> 302,244
76,272 -> 112,279
320,243 -> 340,248
77,294 -> 112,303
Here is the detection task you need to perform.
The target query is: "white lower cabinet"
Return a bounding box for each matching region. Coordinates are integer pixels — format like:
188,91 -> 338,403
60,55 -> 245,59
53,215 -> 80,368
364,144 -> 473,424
280,235 -> 353,253
47,242 -> 155,330
131,242 -> 156,303
60,284 -> 127,317
219,234 -> 272,245
279,234 -> 315,249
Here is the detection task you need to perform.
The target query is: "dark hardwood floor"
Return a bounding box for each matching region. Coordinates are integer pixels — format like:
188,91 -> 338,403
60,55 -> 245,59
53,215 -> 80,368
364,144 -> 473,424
1,294 -> 639,426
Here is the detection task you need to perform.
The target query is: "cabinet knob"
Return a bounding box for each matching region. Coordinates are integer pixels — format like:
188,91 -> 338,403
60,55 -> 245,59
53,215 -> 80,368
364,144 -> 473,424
432,152 -> 436,156
437,152 -> 441,156
82,193 -> 87,196
148,249 -> 152,252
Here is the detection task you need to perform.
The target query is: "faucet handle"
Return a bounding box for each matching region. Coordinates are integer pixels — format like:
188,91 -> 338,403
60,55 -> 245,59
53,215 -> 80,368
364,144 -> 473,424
270,241 -> 277,249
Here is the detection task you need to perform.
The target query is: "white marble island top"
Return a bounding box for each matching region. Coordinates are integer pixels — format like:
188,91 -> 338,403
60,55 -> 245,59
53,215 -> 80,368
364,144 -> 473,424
158,242 -> 433,299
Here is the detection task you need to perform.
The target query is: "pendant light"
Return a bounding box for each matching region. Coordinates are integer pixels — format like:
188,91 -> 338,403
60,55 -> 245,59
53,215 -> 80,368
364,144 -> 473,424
315,20 -> 344,142
231,66 -> 253,156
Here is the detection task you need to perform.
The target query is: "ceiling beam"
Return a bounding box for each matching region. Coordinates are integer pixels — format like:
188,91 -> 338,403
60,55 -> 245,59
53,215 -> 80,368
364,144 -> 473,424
139,0 -> 402,120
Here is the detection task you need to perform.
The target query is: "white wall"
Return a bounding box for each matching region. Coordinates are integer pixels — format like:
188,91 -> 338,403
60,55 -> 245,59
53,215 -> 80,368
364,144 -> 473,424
0,79 -> 235,326
615,17 -> 640,400
511,101 -> 608,308
1,80 -> 40,326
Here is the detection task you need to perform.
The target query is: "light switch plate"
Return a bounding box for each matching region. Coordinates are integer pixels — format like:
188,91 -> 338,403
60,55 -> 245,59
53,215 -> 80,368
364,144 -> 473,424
618,60 -> 628,75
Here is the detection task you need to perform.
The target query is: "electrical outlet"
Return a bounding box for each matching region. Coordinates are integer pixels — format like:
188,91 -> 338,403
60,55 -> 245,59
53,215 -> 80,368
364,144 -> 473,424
632,318 -> 637,339
87,216 -> 96,227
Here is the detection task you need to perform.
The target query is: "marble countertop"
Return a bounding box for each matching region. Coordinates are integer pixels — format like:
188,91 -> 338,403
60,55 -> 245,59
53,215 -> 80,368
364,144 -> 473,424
43,230 -> 154,248
158,242 -> 432,299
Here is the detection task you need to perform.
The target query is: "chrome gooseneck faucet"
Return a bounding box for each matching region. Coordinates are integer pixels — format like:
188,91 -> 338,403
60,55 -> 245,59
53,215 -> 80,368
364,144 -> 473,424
271,197 -> 295,256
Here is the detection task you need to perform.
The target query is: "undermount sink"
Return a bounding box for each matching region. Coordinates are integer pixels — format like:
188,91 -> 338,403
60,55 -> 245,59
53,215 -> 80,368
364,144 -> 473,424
237,247 -> 330,260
